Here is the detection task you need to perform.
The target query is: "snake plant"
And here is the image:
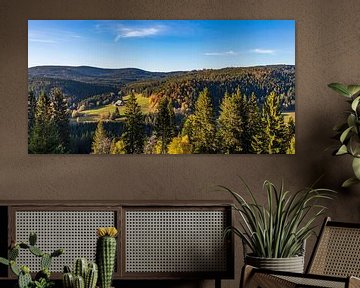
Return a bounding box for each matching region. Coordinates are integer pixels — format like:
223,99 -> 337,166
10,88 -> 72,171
221,179 -> 335,258
328,83 -> 360,187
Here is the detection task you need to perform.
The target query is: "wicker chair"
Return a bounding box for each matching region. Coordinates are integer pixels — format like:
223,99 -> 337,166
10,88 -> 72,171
241,217 -> 360,288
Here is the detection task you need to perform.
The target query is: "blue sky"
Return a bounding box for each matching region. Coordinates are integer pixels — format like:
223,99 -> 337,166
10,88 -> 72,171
28,20 -> 295,72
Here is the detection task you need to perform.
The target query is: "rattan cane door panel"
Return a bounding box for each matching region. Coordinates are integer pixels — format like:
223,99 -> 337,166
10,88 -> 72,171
14,209 -> 116,273
123,207 -> 232,278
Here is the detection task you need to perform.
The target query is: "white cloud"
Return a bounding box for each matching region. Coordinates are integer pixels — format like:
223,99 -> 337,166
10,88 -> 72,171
115,26 -> 162,40
252,48 -> 275,54
204,50 -> 237,56
29,38 -> 57,43
28,30 -> 82,44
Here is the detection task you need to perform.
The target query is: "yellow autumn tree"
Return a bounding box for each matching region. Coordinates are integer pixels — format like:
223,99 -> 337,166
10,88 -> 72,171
167,135 -> 192,154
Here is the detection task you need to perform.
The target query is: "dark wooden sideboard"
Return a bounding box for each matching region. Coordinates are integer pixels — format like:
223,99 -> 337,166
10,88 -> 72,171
0,201 -> 234,288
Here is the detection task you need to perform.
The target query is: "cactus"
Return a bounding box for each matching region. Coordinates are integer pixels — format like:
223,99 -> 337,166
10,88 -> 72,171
96,227 -> 118,288
10,260 -> 20,276
19,270 -> 32,288
85,263 -> 98,288
41,253 -> 52,270
9,246 -> 19,260
0,257 -> 9,266
29,245 -> 44,257
29,232 -> 37,246
74,275 -> 85,288
0,232 -> 63,288
74,258 -> 87,279
63,260 -> 98,288
63,272 -> 74,288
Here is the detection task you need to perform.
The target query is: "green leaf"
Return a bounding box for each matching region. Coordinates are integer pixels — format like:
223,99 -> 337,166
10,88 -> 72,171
351,96 -> 360,111
336,144 -> 348,155
348,135 -> 360,156
352,157 -> 360,179
342,177 -> 360,188
340,127 -> 352,143
347,85 -> 360,97
347,114 -> 356,128
328,83 -> 351,97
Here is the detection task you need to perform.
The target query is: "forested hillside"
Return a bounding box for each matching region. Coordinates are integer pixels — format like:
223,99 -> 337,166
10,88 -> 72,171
28,65 -> 295,154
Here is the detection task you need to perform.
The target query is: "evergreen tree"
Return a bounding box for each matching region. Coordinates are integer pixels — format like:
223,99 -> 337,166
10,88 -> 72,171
28,91 -> 63,153
110,107 -> 120,120
122,92 -> 145,153
217,92 -> 243,153
252,92 -> 289,154
91,121 -> 111,154
181,114 -> 195,140
287,136 -> 295,154
241,93 -> 261,153
50,88 -> 70,152
191,88 -> 217,153
28,90 -> 36,133
154,96 -> 176,153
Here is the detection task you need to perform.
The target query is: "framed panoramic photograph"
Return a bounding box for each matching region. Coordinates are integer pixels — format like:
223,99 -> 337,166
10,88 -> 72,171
28,20 -> 295,154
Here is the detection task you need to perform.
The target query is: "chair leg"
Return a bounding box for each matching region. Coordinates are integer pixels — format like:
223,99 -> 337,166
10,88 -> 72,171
240,265 -> 296,288
215,278 -> 221,288
240,265 -> 255,288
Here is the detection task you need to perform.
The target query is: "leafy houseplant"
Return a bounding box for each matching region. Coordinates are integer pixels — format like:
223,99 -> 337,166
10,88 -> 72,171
221,179 -> 334,272
328,83 -> 360,187
0,232 -> 63,288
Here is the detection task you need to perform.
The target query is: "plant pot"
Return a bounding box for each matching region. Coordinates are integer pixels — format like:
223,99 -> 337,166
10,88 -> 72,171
245,254 -> 304,273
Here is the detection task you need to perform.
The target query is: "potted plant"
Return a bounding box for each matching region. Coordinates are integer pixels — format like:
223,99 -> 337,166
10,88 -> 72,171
221,179 -> 334,273
328,83 -> 360,187
0,232 -> 63,288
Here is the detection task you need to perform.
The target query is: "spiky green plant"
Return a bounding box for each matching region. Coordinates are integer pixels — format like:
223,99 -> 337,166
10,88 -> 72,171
96,227 -> 118,288
63,260 -> 98,288
221,179 -> 335,258
0,232 -> 63,288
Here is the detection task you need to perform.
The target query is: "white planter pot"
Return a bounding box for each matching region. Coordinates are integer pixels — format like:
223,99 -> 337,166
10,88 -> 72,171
245,254 -> 305,273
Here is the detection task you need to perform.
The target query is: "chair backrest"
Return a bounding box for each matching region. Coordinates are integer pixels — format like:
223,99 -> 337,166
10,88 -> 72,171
307,217 -> 360,277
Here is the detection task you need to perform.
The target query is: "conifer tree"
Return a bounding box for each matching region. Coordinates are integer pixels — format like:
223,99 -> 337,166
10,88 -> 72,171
191,88 -> 217,153
110,107 -> 120,120
28,91 -> 63,153
154,96 -> 176,153
252,92 -> 289,154
50,88 -> 70,152
28,90 -> 36,133
241,93 -> 261,153
122,93 -> 145,153
287,136 -> 295,154
217,92 -> 243,153
91,121 -> 111,154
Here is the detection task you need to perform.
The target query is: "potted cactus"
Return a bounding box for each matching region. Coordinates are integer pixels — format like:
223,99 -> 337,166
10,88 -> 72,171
96,227 -> 118,288
0,232 -> 63,288
63,258 -> 98,288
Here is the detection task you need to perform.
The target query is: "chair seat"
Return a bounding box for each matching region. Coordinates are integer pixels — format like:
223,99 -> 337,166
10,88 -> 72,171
277,275 -> 346,288
244,266 -> 359,288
